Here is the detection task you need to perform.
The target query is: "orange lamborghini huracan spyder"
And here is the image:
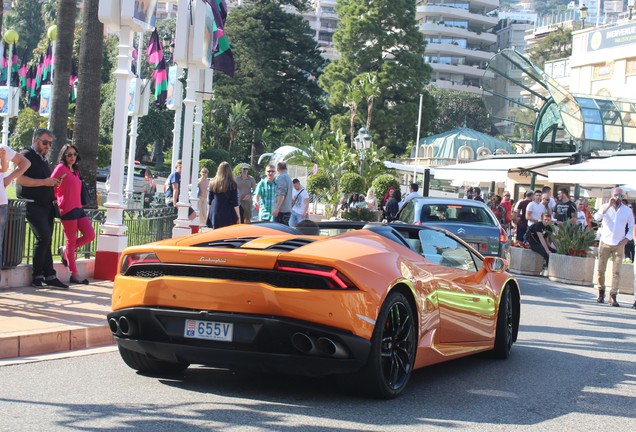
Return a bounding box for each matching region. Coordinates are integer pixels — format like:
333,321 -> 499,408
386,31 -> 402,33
108,221 -> 521,398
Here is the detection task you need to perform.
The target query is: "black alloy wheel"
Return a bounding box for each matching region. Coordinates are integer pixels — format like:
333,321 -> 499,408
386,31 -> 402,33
355,291 -> 417,399
492,287 -> 514,359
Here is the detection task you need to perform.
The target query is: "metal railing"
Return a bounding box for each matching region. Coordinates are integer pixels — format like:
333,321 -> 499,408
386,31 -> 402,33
18,206 -> 178,266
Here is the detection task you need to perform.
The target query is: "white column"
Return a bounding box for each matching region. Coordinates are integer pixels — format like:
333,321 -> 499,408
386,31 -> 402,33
125,113 -> 138,195
100,26 -> 132,236
125,32 -> 144,196
189,93 -> 203,226
171,76 -> 183,172
172,66 -> 199,237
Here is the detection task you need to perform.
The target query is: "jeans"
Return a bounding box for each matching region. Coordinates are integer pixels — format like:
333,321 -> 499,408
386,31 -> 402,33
289,212 -> 305,228
26,202 -> 56,280
0,204 -> 7,268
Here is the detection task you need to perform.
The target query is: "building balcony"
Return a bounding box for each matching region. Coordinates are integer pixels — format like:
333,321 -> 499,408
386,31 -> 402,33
416,5 -> 499,29
425,42 -> 495,62
430,78 -> 483,94
420,23 -> 497,45
429,61 -> 492,79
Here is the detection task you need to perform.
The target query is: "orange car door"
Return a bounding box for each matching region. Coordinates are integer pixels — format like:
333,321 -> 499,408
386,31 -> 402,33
418,230 -> 496,343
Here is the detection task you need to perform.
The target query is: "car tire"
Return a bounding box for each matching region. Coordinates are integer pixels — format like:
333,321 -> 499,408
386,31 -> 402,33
492,287 -> 514,359
353,291 -> 417,399
118,346 -> 189,375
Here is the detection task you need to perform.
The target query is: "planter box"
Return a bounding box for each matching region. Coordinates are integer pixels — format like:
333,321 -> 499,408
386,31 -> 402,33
508,247 -> 544,276
547,254 -> 595,286
593,260 -> 634,295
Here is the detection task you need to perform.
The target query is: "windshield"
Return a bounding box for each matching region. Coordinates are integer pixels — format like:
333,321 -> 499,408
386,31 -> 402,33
419,204 -> 495,226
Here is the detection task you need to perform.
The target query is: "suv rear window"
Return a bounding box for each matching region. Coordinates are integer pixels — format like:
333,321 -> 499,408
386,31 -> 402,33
419,204 -> 494,226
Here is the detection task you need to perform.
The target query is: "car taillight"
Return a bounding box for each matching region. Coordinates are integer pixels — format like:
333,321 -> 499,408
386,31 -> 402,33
499,226 -> 507,243
275,260 -> 357,290
121,252 -> 160,274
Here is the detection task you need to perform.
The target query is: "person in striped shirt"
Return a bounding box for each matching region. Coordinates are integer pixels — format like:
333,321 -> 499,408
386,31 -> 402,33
254,164 -> 277,221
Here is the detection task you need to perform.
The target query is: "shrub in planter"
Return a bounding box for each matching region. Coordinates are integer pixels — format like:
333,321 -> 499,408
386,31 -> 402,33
552,222 -> 596,257
341,208 -> 378,222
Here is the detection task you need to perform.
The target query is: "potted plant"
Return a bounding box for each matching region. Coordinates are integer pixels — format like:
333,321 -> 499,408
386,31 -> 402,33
547,222 -> 597,285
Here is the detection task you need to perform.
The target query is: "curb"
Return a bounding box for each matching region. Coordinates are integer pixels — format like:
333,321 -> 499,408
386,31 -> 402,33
0,325 -> 114,359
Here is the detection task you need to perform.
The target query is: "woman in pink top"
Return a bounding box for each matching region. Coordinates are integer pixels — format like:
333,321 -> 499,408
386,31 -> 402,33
51,144 -> 95,284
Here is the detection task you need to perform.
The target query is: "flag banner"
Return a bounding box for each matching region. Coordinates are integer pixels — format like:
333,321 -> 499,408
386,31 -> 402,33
147,29 -> 163,64
42,43 -> 52,83
18,54 -> 28,91
212,35 -> 235,77
152,57 -> 168,108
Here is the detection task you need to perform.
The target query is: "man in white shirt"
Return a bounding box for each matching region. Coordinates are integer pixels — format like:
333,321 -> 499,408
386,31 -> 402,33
399,183 -> 420,210
594,187 -> 635,306
289,178 -> 310,228
525,190 -> 544,228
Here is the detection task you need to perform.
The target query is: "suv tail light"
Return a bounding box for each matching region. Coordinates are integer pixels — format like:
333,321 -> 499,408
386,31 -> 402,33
499,226 -> 507,243
275,260 -> 357,290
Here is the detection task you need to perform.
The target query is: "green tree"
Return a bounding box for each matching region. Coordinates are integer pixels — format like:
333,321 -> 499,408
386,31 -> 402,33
320,0 -> 432,155
10,108 -> 47,150
528,27 -> 572,68
226,101 -> 250,154
214,1 -> 327,150
5,0 -> 44,52
428,88 -> 493,135
73,0 -> 103,206
49,0 -> 77,160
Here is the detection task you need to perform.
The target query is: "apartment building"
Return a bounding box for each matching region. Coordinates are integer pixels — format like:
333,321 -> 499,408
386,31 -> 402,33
416,0 -> 499,94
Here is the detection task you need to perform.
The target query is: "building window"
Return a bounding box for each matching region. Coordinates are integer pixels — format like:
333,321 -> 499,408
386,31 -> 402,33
626,58 -> 636,76
592,63 -> 613,80
476,147 -> 491,159
457,145 -> 474,160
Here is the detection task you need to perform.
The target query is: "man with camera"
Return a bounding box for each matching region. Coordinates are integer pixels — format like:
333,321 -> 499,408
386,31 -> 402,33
594,187 -> 634,307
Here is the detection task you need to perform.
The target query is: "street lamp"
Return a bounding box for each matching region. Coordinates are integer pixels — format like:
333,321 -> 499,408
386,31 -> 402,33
2,29 -> 18,149
580,4 -> 588,29
354,126 -> 372,177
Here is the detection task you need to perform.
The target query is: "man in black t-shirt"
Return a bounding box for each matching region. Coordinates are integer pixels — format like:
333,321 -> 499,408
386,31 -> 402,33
16,128 -> 68,289
526,213 -> 556,266
553,188 -> 577,225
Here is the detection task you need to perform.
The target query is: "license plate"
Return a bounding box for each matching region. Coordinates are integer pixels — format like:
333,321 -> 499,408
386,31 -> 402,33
184,319 -> 233,342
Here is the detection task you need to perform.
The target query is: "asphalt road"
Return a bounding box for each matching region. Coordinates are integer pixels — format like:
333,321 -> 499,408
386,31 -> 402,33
0,276 -> 635,431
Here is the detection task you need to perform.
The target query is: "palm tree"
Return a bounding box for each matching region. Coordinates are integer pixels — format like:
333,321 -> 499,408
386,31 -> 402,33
49,0 -> 77,163
343,83 -> 362,147
357,72 -> 380,131
72,0 -> 103,206
226,101 -> 249,153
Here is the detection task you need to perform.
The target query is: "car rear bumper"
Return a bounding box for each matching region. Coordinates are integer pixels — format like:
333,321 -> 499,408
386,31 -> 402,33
108,307 -> 371,376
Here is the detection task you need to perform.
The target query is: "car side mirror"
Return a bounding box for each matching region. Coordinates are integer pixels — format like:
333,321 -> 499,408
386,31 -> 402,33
483,256 -> 507,273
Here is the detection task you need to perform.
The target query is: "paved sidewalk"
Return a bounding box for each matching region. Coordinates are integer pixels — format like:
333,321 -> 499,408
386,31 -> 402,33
0,280 -> 114,360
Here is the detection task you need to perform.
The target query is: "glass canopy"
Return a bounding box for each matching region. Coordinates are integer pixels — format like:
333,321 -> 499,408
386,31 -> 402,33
482,49 -> 636,154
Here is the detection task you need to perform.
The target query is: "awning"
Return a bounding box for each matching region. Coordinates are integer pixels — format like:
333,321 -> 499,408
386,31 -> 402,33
383,161 -> 436,175
433,155 -> 574,183
548,155 -> 636,186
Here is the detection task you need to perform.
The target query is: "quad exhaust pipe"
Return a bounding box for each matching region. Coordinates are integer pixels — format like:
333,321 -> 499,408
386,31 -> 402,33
108,316 -> 137,338
291,332 -> 347,358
